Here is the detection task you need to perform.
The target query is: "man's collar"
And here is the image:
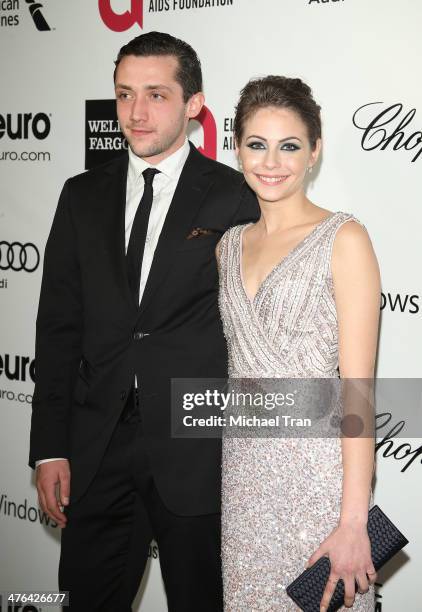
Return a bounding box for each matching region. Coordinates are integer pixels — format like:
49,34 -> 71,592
128,137 -> 190,183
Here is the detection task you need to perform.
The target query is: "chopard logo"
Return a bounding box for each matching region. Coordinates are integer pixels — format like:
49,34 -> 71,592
376,412 -> 422,473
98,0 -> 143,31
353,102 -> 422,163
0,241 -> 40,272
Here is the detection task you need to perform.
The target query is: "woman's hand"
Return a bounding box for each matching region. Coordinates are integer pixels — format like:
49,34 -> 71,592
305,521 -> 377,611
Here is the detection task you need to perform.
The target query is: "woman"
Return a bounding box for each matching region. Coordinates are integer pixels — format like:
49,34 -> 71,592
217,76 -> 380,611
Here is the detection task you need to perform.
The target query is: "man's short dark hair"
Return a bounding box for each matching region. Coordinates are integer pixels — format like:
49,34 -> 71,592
114,31 -> 202,102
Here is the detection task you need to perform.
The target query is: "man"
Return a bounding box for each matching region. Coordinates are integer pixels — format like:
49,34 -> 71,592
29,31 -> 258,611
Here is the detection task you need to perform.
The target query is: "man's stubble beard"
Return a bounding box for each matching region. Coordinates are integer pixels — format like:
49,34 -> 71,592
125,110 -> 187,160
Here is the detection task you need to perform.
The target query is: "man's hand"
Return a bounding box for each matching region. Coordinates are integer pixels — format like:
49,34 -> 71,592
36,459 -> 70,528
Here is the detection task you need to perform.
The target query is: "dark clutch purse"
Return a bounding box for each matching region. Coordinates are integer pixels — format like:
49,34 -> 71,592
286,505 -> 409,612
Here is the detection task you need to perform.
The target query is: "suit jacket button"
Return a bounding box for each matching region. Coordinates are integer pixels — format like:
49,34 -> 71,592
133,331 -> 143,340
120,390 -> 127,401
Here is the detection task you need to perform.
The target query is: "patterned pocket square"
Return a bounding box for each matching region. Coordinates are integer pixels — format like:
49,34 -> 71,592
186,227 -> 221,240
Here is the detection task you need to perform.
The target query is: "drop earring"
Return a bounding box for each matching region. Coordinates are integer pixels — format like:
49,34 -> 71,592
308,166 -> 313,174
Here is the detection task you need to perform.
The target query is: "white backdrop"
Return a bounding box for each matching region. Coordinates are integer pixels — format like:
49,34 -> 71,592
1,1 -> 421,610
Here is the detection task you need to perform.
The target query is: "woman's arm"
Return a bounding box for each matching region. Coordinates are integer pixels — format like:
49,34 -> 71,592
333,220 -> 380,526
307,219 -> 381,611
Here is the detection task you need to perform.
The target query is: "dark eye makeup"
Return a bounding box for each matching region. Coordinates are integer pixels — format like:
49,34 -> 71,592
246,141 -> 300,151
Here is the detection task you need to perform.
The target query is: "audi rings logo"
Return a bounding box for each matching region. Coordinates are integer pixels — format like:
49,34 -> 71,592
0,242 -> 40,272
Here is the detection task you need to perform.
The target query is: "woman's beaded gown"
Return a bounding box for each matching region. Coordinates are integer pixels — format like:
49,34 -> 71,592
217,212 -> 375,611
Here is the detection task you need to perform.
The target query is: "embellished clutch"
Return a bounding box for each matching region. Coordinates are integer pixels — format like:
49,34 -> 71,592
286,505 -> 409,612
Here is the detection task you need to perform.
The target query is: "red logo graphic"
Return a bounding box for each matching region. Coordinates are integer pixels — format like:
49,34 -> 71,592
98,0 -> 143,32
193,106 -> 217,160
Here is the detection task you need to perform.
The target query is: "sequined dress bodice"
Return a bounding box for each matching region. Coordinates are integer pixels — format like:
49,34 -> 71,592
218,212 -> 353,379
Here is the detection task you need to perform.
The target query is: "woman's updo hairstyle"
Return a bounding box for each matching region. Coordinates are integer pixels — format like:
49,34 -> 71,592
233,76 -> 322,150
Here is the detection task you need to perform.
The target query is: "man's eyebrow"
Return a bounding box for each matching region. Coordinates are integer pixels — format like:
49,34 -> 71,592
246,135 -> 303,143
115,83 -> 134,91
144,84 -> 173,92
115,83 -> 173,92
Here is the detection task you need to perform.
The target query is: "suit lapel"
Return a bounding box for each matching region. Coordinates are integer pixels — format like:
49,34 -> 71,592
99,154 -> 136,312
136,143 -> 215,320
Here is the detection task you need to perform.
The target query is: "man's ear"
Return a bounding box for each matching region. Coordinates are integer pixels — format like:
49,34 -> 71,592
186,92 -> 205,119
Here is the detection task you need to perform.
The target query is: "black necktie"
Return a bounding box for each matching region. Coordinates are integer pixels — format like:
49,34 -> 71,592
126,167 -> 160,305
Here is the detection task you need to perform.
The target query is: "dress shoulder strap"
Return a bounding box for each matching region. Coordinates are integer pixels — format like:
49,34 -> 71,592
323,211 -> 367,274
217,224 -> 247,275
326,211 -> 365,247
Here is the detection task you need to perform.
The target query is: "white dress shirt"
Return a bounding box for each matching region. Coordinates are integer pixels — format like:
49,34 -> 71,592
125,137 -> 190,301
36,138 -> 191,468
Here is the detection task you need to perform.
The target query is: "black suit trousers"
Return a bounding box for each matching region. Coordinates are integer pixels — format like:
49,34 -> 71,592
59,393 -> 223,612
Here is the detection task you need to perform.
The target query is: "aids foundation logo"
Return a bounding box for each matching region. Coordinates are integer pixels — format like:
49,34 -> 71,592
150,0 -> 234,13
85,99 -> 217,169
222,116 -> 235,151
98,0 -> 234,29
353,102 -> 422,163
99,0 -> 144,31
188,105 -> 217,160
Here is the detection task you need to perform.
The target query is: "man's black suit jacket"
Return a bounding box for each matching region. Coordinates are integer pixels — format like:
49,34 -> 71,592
29,142 -> 259,515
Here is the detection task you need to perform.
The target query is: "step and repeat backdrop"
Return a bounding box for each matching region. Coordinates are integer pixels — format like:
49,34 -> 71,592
1,1 -> 421,610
